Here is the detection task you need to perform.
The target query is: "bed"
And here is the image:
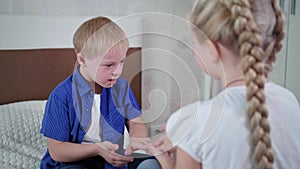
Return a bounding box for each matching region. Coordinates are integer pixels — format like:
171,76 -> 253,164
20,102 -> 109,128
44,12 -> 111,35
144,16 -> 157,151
0,47 -> 142,169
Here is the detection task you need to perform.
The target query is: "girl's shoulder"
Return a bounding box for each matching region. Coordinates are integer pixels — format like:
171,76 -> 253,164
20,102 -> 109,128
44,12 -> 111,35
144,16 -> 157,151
265,82 -> 299,105
166,100 -> 213,148
169,101 -> 212,124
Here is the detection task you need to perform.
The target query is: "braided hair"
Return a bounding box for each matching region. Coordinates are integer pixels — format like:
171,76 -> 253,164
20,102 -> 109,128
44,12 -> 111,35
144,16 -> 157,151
190,0 -> 285,168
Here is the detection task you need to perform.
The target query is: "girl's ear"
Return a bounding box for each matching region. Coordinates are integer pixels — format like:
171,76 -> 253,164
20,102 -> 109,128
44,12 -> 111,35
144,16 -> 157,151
206,40 -> 221,63
76,53 -> 86,66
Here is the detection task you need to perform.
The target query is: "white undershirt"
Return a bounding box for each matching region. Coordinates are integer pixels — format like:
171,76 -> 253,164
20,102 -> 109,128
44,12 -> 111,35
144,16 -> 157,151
82,94 -> 102,144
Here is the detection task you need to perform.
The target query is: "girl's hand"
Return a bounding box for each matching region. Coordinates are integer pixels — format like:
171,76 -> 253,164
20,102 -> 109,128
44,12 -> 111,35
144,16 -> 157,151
144,134 -> 176,169
96,141 -> 134,167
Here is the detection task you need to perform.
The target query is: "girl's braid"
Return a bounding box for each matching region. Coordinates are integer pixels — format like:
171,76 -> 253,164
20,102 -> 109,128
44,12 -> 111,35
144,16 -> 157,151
230,0 -> 274,168
264,0 -> 285,76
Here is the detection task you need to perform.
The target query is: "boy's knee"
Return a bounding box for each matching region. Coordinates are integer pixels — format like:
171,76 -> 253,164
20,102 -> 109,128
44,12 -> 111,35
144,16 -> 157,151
136,159 -> 161,169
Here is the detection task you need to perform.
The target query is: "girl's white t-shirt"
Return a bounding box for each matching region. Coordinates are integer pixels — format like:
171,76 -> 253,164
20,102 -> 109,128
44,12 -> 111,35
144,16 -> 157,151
166,82 -> 300,169
82,94 -> 102,144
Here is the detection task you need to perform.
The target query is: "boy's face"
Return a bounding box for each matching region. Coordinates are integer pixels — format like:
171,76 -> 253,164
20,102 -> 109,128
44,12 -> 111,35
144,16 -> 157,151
85,47 -> 127,88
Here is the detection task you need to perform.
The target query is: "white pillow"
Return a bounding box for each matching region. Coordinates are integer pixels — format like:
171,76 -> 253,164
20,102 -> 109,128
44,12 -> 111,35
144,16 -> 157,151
0,100 -> 47,169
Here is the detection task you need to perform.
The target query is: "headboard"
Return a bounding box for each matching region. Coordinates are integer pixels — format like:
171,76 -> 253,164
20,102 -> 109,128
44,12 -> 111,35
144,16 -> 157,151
0,47 -> 141,105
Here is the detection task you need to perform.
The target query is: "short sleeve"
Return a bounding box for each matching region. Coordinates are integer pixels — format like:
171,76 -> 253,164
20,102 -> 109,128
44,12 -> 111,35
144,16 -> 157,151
125,87 -> 142,120
166,102 -> 207,163
40,92 -> 70,142
113,78 -> 141,120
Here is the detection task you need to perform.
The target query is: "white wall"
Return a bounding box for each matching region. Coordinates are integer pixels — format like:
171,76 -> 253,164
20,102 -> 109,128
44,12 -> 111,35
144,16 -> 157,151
0,15 -> 142,49
285,0 -> 300,102
268,0 -> 300,102
0,0 -> 211,135
0,15 -> 92,49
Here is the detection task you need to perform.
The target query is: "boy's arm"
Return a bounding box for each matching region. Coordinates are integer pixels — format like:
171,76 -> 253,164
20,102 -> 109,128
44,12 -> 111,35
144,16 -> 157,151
125,116 -> 150,155
47,138 -> 99,162
125,82 -> 147,138
127,116 -> 148,138
47,138 -> 133,167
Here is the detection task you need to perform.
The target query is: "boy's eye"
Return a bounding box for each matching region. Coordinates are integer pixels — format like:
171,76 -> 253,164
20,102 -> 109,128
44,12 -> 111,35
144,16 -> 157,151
105,64 -> 113,67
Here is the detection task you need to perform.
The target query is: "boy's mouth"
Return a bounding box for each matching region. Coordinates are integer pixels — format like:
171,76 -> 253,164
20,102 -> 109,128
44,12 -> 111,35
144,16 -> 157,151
108,78 -> 116,84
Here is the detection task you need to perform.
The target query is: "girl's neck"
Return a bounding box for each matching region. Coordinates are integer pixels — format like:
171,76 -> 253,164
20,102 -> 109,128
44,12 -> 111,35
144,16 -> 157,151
223,77 -> 245,89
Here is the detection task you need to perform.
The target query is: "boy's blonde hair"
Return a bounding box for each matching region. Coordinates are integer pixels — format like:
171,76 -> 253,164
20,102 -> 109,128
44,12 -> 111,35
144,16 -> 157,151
190,0 -> 285,168
73,16 -> 129,58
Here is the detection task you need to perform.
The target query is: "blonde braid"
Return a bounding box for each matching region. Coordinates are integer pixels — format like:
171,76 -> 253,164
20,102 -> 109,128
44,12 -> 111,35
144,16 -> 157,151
229,0 -> 274,168
264,0 -> 285,76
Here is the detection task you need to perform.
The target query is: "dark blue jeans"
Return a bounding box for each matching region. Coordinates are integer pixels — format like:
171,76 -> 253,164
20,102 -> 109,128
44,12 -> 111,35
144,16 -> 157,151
59,154 -> 161,169
60,156 -> 104,169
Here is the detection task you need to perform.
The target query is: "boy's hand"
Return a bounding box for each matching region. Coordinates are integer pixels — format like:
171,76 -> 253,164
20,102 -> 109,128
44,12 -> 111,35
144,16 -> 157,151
124,137 -> 151,155
96,141 -> 134,167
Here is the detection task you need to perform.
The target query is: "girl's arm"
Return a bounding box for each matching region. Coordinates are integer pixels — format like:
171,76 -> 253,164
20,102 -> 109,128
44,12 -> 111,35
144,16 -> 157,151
150,135 -> 202,169
174,147 -> 202,169
156,147 -> 201,169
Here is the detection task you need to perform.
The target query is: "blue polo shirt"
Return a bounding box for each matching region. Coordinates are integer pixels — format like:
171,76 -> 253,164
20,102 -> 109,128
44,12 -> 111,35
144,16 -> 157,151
40,67 -> 141,169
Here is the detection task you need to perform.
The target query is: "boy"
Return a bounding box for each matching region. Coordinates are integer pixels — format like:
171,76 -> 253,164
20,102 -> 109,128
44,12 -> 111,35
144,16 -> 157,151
40,16 -> 157,169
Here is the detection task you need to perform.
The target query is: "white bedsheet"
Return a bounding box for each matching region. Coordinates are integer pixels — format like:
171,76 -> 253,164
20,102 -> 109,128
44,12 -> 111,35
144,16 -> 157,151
0,100 -> 47,169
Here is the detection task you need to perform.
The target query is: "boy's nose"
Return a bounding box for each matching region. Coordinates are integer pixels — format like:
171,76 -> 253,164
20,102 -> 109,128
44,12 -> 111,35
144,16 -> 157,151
112,65 -> 123,76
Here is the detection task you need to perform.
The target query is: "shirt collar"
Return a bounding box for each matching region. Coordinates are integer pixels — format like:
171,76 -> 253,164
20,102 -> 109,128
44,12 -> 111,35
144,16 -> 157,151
73,66 -> 93,97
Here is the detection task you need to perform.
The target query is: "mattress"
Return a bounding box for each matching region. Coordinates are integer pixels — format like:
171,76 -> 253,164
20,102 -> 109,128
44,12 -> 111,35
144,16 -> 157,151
0,100 -> 47,169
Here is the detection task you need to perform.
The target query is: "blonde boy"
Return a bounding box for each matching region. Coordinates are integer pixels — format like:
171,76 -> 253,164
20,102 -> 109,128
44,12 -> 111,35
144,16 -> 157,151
40,17 -> 159,169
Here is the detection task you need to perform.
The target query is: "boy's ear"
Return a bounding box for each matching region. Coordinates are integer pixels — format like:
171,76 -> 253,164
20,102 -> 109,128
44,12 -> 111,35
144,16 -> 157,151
76,53 -> 86,66
207,40 -> 221,63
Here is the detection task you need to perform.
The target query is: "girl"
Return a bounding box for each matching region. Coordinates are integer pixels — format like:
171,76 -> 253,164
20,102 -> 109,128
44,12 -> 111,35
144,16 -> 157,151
152,0 -> 300,169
